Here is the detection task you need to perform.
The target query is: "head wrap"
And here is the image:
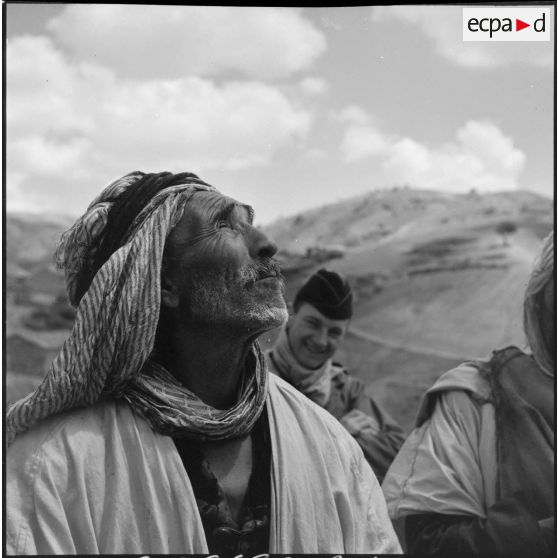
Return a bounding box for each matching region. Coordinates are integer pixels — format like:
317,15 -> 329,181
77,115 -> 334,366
7,171 -> 268,444
524,231 -> 555,377
294,268 -> 353,320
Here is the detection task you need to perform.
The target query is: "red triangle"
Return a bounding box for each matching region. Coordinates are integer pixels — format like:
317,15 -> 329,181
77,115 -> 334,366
516,18 -> 530,31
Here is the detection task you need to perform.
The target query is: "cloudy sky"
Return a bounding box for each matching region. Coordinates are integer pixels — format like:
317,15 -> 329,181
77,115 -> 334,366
6,4 -> 555,224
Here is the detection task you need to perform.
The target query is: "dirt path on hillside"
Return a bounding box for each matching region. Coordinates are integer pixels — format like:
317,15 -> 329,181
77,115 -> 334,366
348,325 -> 467,361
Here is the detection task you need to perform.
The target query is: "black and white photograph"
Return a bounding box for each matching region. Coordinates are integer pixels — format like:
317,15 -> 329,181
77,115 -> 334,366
5,3 -> 555,556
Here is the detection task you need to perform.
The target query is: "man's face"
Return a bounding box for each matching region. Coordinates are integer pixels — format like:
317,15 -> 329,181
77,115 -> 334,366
162,190 -> 288,332
287,302 -> 349,369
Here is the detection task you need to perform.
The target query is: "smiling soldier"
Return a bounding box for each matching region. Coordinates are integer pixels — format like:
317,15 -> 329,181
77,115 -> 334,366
6,172 -> 401,555
266,269 -> 405,483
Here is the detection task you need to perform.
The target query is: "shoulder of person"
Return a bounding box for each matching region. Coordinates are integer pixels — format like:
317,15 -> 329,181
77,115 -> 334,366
331,362 -> 367,393
269,373 -> 364,456
428,361 -> 492,400
331,361 -> 360,383
8,400 -> 152,474
416,361 -> 492,426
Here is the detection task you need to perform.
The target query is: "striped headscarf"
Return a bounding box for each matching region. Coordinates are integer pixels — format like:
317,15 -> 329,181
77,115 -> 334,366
524,231 -> 554,377
6,171 -> 268,444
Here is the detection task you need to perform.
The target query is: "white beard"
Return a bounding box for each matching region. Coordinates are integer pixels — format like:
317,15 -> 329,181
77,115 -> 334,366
182,268 -> 288,332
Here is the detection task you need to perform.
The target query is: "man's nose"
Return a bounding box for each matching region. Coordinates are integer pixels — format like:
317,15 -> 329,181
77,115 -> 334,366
313,328 -> 328,348
248,226 -> 278,260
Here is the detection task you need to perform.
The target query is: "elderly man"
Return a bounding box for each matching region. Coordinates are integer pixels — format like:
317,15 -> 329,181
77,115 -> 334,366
6,172 -> 401,555
266,268 -> 404,483
382,232 -> 555,557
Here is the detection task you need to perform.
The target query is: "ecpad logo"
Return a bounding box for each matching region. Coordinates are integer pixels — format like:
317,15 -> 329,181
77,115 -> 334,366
463,8 -> 550,42
468,14 -> 545,37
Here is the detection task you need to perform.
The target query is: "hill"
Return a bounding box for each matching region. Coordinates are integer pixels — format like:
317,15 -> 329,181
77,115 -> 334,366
264,187 -> 550,253
6,212 -> 75,267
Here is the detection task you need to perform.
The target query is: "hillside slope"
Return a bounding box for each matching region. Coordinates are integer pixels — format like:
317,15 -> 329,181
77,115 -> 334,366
264,189 -> 552,355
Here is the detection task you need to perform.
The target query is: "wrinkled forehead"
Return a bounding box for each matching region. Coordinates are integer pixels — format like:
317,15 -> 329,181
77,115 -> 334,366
168,190 -> 254,246
189,190 -> 254,220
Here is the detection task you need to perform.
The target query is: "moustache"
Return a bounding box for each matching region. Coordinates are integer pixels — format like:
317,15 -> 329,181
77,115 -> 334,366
239,259 -> 283,287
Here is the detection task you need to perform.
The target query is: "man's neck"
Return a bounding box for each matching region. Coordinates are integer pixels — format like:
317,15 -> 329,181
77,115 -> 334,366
155,323 -> 255,409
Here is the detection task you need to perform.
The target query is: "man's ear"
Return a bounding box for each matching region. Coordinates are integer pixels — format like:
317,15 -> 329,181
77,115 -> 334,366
161,272 -> 180,308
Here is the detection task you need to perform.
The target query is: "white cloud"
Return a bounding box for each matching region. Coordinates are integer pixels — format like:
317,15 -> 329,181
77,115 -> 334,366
342,125 -> 390,162
372,5 -> 553,68
46,5 -> 327,80
337,104 -> 390,161
304,148 -> 327,160
336,105 -> 372,125
299,77 -> 328,96
385,121 -> 526,192
6,36 -> 312,213
340,108 -> 526,192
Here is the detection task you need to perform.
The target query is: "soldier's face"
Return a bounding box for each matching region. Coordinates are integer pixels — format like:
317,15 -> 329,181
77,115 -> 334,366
287,302 -> 348,369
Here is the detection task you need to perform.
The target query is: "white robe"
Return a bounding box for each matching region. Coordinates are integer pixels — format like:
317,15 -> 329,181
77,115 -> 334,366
7,374 -> 401,554
382,364 -> 497,521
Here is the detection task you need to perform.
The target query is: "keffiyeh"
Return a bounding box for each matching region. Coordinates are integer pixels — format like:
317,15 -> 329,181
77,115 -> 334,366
7,171 -> 268,444
524,231 -> 554,377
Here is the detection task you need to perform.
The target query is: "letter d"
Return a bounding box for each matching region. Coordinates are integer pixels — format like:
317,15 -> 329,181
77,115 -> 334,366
534,13 -> 546,32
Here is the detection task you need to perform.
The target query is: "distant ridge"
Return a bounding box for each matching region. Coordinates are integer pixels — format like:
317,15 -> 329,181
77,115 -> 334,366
7,210 -> 77,226
6,212 -> 75,265
263,188 -> 552,254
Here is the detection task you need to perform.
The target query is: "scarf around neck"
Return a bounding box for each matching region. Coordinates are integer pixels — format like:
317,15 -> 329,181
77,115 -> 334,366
122,347 -> 268,441
269,327 -> 334,407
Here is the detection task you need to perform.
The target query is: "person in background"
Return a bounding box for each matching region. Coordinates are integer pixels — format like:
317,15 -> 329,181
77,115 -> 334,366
6,171 -> 401,555
266,268 -> 405,483
382,232 -> 554,557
